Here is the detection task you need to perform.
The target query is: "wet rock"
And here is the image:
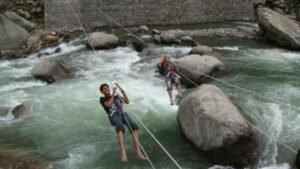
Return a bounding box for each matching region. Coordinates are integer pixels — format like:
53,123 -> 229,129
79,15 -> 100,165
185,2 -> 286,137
0,15 -> 30,50
31,59 -> 70,83
54,47 -> 62,53
137,25 -> 149,33
11,104 -> 26,119
153,34 -> 161,44
3,11 -> 35,32
178,84 -> 258,168
180,36 -> 196,46
132,40 -> 147,52
189,45 -> 213,55
174,54 -> 225,87
86,32 -> 119,49
255,7 -> 300,49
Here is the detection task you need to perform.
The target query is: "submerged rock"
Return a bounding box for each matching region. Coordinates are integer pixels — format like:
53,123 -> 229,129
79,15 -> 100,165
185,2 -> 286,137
31,59 -> 70,83
255,7 -> 300,49
178,84 -> 258,168
86,32 -> 119,49
174,54 -> 225,87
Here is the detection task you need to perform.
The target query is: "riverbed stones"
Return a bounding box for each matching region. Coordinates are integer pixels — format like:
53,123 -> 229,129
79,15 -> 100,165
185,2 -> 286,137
174,54 -> 225,87
3,11 -> 35,32
31,59 -> 70,83
255,7 -> 300,49
0,15 -> 30,50
178,84 -> 258,167
86,32 -> 119,49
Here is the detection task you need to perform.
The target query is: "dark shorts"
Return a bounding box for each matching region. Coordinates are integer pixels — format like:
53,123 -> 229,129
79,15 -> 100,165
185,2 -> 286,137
109,112 -> 138,133
166,75 -> 180,91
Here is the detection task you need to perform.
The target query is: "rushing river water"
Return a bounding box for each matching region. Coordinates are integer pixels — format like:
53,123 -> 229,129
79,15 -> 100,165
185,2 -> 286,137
0,38 -> 299,169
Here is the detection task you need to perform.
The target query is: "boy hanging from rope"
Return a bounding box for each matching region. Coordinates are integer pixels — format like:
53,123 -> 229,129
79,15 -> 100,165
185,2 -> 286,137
99,82 -> 147,161
157,54 -> 183,105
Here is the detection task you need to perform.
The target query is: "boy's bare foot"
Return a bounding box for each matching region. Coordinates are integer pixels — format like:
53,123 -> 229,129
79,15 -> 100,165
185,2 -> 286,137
136,152 -> 147,160
121,154 -> 128,162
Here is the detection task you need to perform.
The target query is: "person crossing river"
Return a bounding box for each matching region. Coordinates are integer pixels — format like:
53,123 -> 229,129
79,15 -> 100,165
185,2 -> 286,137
99,82 -> 147,162
157,55 -> 183,105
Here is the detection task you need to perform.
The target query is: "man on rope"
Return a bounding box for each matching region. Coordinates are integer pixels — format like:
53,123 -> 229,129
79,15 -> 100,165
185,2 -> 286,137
157,54 -> 183,105
99,82 -> 147,162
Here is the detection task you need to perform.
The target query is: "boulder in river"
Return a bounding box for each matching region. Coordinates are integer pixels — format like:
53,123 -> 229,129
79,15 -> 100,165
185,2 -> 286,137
0,15 -> 30,50
255,7 -> 300,49
31,59 -> 70,83
178,84 -> 258,168
12,104 -> 26,119
86,32 -> 119,50
174,54 -> 226,87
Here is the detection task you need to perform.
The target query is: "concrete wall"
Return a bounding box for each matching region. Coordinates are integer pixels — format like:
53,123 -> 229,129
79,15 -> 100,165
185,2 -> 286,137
45,0 -> 264,31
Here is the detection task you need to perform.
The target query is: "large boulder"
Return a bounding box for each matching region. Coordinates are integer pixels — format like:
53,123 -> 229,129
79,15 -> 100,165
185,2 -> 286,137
178,84 -> 258,167
3,11 -> 35,32
86,32 -> 119,49
31,60 -> 70,83
255,7 -> 300,49
0,15 -> 30,50
174,54 -> 225,87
